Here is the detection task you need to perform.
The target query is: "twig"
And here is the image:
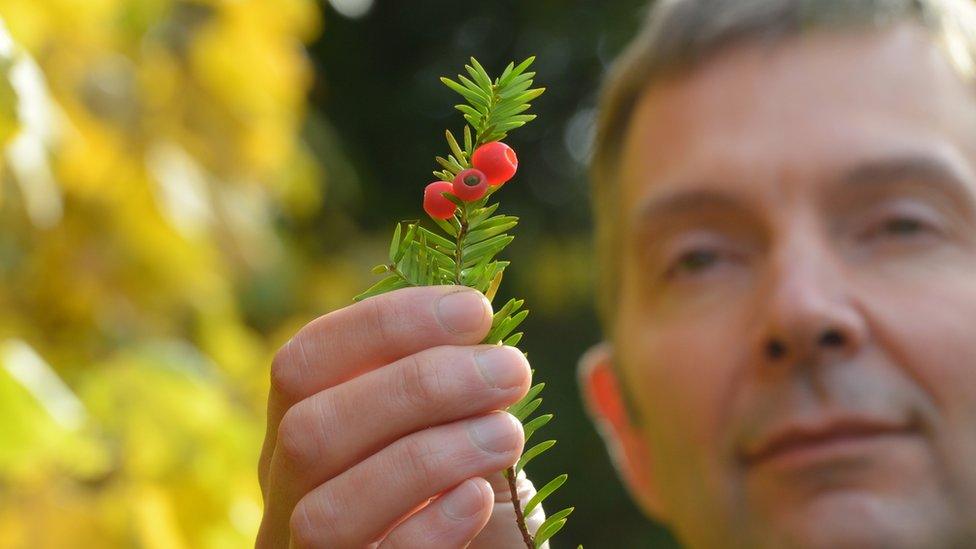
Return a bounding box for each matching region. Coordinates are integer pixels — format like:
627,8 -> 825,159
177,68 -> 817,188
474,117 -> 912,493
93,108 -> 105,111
506,465 -> 534,548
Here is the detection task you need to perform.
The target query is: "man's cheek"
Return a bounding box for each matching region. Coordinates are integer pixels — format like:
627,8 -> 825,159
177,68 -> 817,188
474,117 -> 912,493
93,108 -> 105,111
863,278 -> 976,500
635,324 -> 742,464
867,276 -> 976,408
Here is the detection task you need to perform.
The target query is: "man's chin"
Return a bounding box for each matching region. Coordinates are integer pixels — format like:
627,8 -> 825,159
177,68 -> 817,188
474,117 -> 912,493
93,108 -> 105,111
735,436 -> 947,546
760,490 -> 944,549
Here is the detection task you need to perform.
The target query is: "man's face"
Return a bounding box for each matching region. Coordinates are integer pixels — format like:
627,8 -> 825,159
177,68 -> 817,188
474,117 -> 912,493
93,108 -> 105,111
611,23 -> 976,548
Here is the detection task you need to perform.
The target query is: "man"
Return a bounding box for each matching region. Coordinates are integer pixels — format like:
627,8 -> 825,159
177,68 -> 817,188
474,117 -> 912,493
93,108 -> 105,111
258,0 -> 976,546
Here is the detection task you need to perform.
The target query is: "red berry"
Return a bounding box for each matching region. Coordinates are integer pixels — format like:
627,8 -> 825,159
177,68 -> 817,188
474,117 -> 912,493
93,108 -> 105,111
452,168 -> 488,202
423,181 -> 456,220
471,141 -> 518,186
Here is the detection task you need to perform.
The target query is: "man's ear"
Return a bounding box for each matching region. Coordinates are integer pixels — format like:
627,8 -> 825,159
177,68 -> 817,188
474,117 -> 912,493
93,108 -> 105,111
577,341 -> 668,522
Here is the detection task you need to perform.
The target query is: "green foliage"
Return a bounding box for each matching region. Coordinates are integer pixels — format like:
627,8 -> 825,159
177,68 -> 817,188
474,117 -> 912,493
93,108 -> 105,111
523,413 -> 553,444
525,474 -> 567,521
535,506 -> 576,548
354,57 -> 575,549
434,56 -> 545,181
352,200 -> 520,301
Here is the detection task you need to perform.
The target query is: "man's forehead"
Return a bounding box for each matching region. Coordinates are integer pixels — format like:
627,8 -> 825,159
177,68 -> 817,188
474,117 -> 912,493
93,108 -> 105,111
618,22 -> 976,225
627,21 -> 962,121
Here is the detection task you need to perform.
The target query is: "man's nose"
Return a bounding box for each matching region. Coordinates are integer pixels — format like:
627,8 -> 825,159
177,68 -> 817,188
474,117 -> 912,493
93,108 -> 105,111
751,229 -> 867,374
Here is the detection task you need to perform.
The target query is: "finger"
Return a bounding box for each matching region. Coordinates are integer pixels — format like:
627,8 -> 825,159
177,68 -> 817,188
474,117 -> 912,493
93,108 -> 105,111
264,344 -> 530,528
378,478 -> 493,549
470,469 -> 548,549
288,411 -> 524,548
260,286 -> 493,488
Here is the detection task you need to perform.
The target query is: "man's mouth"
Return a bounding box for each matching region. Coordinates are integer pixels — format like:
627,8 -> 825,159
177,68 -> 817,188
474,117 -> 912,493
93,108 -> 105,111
739,415 -> 919,471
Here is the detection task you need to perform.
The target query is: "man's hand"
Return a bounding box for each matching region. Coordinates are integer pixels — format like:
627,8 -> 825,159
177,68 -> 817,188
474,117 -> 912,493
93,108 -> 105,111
256,285 -> 544,548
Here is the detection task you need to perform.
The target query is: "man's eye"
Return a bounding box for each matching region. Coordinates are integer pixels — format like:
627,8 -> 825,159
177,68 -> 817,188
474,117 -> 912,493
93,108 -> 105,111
878,216 -> 929,237
665,248 -> 720,278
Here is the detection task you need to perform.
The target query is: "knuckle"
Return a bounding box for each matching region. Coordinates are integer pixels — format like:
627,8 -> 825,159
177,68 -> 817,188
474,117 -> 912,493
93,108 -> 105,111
307,394 -> 340,468
397,353 -> 446,413
363,295 -> 400,348
290,496 -> 337,549
363,290 -> 432,349
422,521 -> 453,547
270,336 -> 303,402
288,509 -> 315,549
276,404 -> 314,468
384,514 -> 446,548
270,340 -> 293,396
398,435 -> 442,491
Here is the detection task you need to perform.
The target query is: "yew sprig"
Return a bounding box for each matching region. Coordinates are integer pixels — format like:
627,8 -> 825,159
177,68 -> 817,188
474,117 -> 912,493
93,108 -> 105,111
355,56 -> 581,549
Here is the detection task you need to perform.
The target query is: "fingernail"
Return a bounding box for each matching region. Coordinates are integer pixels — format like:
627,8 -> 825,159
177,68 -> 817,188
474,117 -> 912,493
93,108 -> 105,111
441,478 -> 485,520
468,412 -> 522,455
436,289 -> 489,334
475,346 -> 526,389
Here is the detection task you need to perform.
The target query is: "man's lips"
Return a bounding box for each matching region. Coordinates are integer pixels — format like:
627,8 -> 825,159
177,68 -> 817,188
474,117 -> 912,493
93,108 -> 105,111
738,415 -> 918,469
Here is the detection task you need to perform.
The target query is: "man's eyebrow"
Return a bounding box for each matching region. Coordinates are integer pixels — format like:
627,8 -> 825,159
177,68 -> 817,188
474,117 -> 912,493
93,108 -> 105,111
837,153 -> 976,199
630,186 -> 748,235
630,153 -> 976,234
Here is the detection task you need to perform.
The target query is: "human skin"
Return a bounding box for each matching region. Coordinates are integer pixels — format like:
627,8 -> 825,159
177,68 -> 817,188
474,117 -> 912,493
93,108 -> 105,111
256,285 -> 549,548
578,22 -> 976,548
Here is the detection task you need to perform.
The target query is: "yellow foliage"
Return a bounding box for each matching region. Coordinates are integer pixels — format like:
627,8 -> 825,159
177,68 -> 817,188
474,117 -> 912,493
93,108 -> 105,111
0,0 -> 328,546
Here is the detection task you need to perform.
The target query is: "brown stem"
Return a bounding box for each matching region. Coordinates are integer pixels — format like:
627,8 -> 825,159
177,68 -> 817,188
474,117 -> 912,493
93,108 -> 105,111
506,465 -> 534,548
453,206 -> 469,285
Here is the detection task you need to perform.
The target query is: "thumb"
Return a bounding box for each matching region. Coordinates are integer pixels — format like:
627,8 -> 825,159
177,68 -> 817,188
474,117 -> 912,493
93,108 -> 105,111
468,468 -> 549,549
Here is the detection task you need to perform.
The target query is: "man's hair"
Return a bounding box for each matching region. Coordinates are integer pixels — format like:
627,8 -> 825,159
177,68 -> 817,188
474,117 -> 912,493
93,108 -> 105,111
589,0 -> 976,423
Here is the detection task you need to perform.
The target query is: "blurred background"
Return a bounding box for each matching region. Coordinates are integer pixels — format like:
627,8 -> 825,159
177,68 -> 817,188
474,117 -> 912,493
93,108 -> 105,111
0,0 -> 679,547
